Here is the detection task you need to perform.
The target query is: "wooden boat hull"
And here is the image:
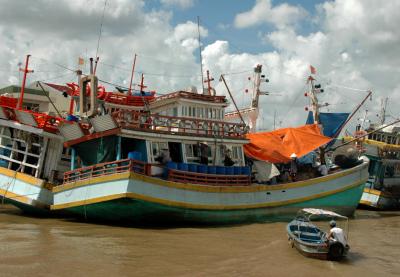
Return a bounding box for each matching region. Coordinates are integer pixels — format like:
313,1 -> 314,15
50,158 -> 369,224
0,166 -> 52,214
359,187 -> 400,210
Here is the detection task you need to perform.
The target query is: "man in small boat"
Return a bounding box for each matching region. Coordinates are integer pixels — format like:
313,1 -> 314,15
327,220 -> 347,247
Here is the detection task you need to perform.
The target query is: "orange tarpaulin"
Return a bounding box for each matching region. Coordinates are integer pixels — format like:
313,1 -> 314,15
244,124 -> 332,163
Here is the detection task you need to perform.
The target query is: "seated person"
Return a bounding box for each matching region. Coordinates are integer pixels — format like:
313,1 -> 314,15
327,220 -> 347,246
224,149 -> 235,166
155,148 -> 171,165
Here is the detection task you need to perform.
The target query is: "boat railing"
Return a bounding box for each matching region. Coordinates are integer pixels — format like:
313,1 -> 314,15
62,158 -> 251,186
63,158 -> 148,184
112,110 -> 248,138
150,91 -> 227,104
167,168 -> 251,186
103,92 -> 155,106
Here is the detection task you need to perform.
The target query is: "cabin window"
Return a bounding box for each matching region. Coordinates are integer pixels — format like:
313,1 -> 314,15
181,106 -> 184,116
185,143 -> 214,163
173,107 -> 178,117
192,107 -> 196,117
23,102 -> 40,112
232,146 -> 242,160
185,143 -> 199,163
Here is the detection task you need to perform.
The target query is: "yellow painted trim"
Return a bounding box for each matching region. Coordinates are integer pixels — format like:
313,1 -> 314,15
0,167 -> 45,187
0,188 -> 30,204
0,188 -> 49,209
343,136 -> 400,151
363,188 -> 382,196
51,179 -> 367,211
363,188 -> 394,198
359,199 -> 374,206
53,161 -> 368,194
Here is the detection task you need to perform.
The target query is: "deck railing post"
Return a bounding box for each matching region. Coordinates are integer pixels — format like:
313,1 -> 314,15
71,148 -> 76,171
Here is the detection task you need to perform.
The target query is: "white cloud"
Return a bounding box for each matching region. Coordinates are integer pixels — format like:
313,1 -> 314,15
234,0 -> 307,29
0,0 -> 399,132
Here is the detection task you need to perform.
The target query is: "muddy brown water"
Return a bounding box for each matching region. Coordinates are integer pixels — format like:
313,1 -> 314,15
0,205 -> 399,277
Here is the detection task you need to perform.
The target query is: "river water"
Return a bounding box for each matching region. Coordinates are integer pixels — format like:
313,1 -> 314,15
0,205 -> 399,277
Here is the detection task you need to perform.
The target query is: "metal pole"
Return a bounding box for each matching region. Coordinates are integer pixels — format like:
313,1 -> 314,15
18,54 -> 32,109
197,16 -> 204,93
329,118 -> 400,151
116,136 -> 121,160
71,148 -> 76,170
128,53 -> 137,96
332,90 -> 372,139
36,82 -> 62,117
220,74 -> 246,125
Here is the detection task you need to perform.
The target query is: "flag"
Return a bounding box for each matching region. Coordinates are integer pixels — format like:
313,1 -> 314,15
78,57 -> 84,65
310,65 -> 316,74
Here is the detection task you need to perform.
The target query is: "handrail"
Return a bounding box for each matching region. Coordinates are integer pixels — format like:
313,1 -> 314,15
63,158 -> 147,184
168,168 -> 251,186
150,91 -> 227,104
62,159 -> 251,186
112,110 -> 248,138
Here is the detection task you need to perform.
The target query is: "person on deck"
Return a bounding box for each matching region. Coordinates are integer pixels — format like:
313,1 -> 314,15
199,143 -> 209,165
289,153 -> 298,181
224,149 -> 235,166
327,220 -> 347,246
155,148 -> 171,165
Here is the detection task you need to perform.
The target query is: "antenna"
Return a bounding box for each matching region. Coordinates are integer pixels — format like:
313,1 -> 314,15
197,16 -> 204,93
94,0 -> 108,75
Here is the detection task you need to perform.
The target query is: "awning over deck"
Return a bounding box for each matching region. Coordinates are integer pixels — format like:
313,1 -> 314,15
244,124 -> 332,163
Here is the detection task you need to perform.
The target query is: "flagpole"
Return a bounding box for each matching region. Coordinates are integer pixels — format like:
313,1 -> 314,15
18,54 -> 33,110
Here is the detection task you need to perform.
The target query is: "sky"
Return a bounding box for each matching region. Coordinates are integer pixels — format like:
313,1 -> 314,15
0,0 -> 399,131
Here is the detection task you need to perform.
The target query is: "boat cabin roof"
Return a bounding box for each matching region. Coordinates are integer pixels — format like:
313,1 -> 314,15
300,208 -> 347,219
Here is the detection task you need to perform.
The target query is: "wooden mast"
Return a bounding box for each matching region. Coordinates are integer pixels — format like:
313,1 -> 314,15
128,53 -> 137,96
18,54 -> 34,109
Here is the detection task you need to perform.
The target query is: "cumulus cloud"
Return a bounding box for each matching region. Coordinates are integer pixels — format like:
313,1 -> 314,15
0,0 -> 204,95
234,0 -> 307,29
0,0 -> 398,132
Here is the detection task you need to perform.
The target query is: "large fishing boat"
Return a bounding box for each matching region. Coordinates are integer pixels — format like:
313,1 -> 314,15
0,58 -> 369,224
354,122 -> 400,210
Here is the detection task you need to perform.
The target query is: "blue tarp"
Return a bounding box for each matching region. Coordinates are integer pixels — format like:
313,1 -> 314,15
306,111 -> 349,138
